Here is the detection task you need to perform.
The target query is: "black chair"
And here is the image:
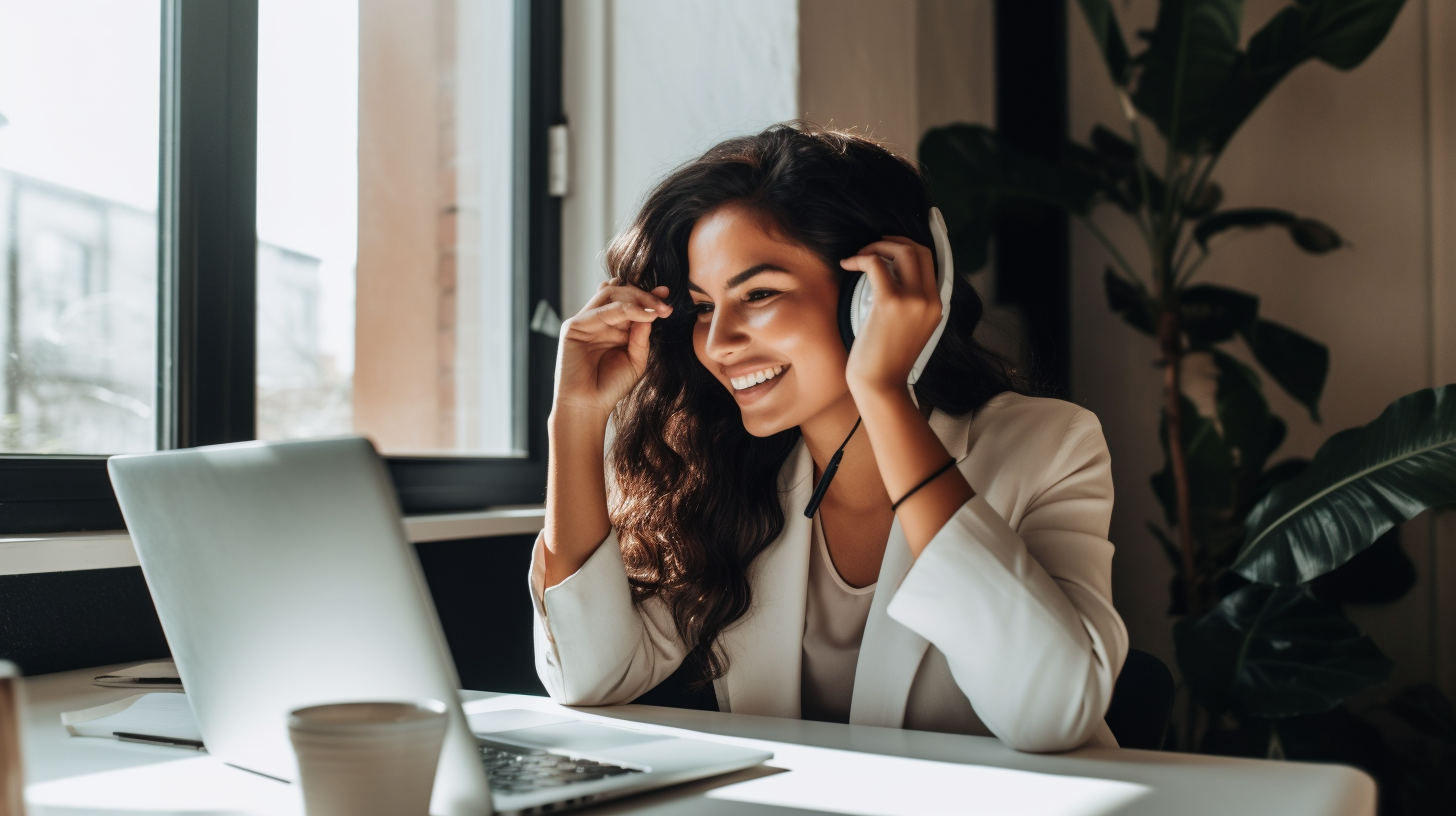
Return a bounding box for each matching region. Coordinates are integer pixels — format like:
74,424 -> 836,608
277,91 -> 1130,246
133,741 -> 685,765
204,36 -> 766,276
1104,648 -> 1175,750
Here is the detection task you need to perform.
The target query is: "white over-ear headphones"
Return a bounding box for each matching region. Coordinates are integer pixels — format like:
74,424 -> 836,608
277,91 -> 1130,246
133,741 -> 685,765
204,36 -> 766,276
837,207 -> 955,385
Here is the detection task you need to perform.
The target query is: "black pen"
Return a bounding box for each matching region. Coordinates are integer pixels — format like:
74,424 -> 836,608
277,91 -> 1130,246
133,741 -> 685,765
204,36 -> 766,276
113,731 -> 205,750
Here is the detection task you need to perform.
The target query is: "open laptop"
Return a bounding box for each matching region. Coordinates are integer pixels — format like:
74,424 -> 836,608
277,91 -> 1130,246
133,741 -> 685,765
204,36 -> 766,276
108,437 -> 770,816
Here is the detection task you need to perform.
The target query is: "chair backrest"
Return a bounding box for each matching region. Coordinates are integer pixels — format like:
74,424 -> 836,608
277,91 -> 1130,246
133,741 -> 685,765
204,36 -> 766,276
1104,648 -> 1175,750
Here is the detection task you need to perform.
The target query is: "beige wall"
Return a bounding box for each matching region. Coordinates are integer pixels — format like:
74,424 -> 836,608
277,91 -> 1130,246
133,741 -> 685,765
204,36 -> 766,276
798,0 -> 995,156
799,0 -> 920,154
1068,0 -> 1456,698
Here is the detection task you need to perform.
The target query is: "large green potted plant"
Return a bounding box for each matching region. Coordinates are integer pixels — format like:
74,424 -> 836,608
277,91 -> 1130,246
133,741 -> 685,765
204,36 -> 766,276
918,0 -> 1456,765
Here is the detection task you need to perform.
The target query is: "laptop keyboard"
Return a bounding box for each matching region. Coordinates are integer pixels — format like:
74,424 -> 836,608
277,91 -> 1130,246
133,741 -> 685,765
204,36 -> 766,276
479,742 -> 643,796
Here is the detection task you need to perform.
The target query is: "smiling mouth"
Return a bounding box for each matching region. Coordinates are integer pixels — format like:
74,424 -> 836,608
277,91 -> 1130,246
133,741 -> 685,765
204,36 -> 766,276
730,365 -> 786,391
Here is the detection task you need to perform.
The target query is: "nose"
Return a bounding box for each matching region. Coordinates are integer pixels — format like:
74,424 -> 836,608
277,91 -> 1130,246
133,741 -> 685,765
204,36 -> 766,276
702,304 -> 750,363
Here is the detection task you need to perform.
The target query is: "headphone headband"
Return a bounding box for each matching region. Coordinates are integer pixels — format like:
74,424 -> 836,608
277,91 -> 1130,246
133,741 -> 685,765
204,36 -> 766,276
838,207 -> 955,386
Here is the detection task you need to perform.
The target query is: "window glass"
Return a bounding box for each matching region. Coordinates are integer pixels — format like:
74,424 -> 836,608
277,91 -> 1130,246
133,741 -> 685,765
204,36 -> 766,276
255,0 -> 358,441
0,0 -> 161,454
257,0 -> 521,455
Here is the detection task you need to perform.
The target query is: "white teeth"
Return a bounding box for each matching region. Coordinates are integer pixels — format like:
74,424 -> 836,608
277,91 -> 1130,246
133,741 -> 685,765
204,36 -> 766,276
730,365 -> 785,391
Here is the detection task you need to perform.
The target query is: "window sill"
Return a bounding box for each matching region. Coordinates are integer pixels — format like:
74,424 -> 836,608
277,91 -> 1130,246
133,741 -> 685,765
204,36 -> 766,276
0,505 -> 546,577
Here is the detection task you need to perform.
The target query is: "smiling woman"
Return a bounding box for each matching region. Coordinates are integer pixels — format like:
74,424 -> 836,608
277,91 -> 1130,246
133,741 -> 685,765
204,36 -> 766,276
535,123 -> 1128,753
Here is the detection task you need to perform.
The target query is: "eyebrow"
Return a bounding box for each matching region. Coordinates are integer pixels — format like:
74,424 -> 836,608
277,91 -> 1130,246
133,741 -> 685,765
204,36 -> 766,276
687,263 -> 791,294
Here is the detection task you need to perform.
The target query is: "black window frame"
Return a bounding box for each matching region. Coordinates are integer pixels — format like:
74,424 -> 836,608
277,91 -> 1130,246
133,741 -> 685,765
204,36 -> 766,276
0,0 -> 562,533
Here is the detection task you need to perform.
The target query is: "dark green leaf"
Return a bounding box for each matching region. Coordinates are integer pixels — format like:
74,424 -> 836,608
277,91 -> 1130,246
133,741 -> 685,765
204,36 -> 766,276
1290,218 -> 1344,253
1077,0 -> 1132,86
1211,350 -> 1282,479
1385,684 -> 1456,742
1310,527 -> 1415,604
1242,318 -> 1328,421
1089,125 -> 1136,164
1104,269 -> 1158,335
1204,0 -> 1407,152
1234,385 -> 1456,584
1183,181 -> 1225,218
1175,584 -> 1392,718
1148,522 -> 1183,571
1154,393 -> 1241,565
1130,0 -> 1245,152
1194,208 -> 1296,250
1254,457 -> 1310,505
920,125 -> 1100,275
1181,285 -> 1259,345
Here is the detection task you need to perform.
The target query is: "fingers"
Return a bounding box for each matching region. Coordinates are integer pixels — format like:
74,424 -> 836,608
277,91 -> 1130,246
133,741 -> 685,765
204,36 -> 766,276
586,299 -> 666,332
848,238 -> 936,299
580,281 -> 673,316
625,319 -> 653,375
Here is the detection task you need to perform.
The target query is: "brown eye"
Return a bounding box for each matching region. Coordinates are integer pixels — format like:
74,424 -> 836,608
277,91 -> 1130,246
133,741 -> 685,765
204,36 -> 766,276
745,289 -> 780,303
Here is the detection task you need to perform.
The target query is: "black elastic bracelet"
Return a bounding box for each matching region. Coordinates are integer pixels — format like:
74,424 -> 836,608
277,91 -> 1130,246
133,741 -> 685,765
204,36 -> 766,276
891,457 -> 960,511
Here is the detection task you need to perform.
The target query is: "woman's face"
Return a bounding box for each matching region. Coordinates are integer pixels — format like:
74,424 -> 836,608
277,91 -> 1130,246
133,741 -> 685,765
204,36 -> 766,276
687,204 -> 851,437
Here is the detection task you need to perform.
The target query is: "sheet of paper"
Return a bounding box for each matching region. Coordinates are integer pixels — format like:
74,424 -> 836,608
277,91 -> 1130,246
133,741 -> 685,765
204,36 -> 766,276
62,692 -> 202,744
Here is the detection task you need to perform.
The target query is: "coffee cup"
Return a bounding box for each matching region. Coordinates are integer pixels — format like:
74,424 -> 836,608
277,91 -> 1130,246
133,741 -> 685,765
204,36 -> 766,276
288,700 -> 449,816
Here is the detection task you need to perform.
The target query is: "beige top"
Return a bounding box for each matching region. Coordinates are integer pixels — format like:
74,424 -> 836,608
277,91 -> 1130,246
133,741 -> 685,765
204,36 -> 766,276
800,514 -> 876,724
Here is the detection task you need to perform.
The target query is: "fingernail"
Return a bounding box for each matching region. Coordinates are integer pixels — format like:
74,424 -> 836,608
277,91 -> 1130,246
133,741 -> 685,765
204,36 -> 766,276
644,308 -> 657,313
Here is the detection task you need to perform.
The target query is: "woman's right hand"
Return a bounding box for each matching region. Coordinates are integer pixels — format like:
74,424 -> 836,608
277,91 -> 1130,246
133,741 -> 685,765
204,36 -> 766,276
545,280 -> 670,587
552,280 -> 673,421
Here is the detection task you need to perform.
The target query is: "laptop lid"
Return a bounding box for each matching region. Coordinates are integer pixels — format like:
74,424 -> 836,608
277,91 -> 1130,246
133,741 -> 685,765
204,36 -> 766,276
109,437 -> 492,816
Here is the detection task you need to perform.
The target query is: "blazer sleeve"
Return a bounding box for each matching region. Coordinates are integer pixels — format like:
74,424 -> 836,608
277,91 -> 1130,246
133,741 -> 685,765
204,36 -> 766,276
528,530 -> 690,705
885,408 -> 1128,752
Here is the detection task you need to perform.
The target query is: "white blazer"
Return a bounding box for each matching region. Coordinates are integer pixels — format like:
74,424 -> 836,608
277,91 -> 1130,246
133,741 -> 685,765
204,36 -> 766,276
529,392 -> 1129,752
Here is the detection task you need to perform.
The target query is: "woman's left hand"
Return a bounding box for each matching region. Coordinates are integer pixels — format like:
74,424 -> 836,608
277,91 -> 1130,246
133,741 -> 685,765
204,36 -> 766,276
839,236 -> 942,396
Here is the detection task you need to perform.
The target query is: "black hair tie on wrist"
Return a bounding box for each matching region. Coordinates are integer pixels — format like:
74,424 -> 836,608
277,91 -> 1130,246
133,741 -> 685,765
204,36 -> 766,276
891,457 -> 959,512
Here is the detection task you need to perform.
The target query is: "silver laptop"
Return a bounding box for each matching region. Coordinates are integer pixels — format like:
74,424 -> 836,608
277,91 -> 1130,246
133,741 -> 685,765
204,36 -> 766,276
108,437 -> 770,816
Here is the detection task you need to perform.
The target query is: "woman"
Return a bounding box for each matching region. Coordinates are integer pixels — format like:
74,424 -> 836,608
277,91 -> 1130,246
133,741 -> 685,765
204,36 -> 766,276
533,123 -> 1127,752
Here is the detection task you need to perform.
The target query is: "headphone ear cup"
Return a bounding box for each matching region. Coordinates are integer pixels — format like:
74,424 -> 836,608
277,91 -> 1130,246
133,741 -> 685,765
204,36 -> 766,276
837,271 -> 861,352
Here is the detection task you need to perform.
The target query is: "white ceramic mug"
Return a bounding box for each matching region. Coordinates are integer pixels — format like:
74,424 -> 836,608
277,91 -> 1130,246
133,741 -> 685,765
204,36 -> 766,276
288,700 -> 449,816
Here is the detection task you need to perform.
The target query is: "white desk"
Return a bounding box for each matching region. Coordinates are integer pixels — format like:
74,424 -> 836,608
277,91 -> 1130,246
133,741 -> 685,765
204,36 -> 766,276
20,664 -> 1374,816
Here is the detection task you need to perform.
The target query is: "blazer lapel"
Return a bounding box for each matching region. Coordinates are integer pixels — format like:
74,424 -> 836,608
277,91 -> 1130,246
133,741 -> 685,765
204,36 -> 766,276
848,409 -> 968,728
715,439 -> 814,719
848,517 -> 928,728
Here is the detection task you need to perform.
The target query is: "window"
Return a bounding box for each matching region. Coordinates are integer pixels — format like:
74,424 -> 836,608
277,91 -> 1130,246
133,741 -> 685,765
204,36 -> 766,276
254,0 -> 357,442
1,0 -> 562,532
255,0 -> 531,456
0,0 -> 162,455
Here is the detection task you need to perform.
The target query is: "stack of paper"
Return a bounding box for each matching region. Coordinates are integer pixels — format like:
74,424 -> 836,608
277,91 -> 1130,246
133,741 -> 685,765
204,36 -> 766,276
62,692 -> 202,749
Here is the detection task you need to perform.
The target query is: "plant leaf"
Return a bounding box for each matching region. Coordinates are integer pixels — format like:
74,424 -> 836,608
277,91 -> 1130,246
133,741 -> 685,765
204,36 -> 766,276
1153,393 -> 1240,563
1254,457 -> 1310,505
1204,0 -> 1407,152
1130,0 -> 1245,153
1242,318 -> 1328,421
1175,584 -> 1392,718
1104,268 -> 1157,335
1289,218 -> 1344,253
1194,207 -> 1296,250
1077,0 -> 1132,86
1385,684 -> 1456,742
1089,125 -> 1137,164
1212,349 -> 1281,480
1309,527 -> 1415,604
920,124 -> 1100,275
1183,181 -> 1225,218
1181,285 -> 1259,345
1234,385 -> 1456,584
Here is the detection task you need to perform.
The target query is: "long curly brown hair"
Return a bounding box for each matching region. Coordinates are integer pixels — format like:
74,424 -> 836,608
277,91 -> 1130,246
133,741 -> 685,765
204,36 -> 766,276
605,123 -> 1024,684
